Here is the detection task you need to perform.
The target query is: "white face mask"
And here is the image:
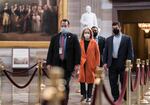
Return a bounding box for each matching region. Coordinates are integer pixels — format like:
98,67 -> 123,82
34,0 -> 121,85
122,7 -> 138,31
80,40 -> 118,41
61,27 -> 69,33
84,34 -> 90,40
86,6 -> 91,13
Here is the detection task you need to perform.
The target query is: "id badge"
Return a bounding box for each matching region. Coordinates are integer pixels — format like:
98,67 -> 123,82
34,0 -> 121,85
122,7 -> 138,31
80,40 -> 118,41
59,47 -> 63,54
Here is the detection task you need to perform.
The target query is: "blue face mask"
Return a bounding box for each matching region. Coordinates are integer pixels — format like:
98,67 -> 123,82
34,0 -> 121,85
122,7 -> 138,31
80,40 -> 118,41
61,27 -> 69,33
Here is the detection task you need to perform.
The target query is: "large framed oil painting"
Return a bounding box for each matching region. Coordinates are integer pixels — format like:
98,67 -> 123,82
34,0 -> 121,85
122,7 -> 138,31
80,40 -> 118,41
0,0 -> 68,47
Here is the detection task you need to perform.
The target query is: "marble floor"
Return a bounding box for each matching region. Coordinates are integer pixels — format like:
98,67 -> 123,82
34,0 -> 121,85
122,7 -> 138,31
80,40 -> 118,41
0,72 -> 150,105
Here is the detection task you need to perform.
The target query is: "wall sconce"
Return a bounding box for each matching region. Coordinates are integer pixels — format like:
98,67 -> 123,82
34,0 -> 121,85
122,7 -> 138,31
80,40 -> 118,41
138,23 -> 150,33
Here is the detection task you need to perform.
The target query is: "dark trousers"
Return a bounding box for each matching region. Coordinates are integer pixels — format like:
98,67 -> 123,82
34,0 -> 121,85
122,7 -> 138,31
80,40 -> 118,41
80,83 -> 93,98
59,59 -> 71,105
109,58 -> 126,101
100,57 -> 103,67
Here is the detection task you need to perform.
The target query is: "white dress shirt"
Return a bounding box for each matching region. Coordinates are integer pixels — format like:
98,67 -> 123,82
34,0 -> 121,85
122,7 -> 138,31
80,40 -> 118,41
94,35 -> 99,43
112,34 -> 122,58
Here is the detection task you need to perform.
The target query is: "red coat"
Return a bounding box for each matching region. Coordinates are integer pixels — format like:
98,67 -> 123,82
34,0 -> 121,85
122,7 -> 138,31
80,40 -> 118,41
78,39 -> 100,83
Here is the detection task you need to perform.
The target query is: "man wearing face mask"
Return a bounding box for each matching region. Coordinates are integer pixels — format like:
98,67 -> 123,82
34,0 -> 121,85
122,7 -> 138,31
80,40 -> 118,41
91,26 -> 105,67
46,19 -> 81,105
80,5 -> 98,29
103,22 -> 134,102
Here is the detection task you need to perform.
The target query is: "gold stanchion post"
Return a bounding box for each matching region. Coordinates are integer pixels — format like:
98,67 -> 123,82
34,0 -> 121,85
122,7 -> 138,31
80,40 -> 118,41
136,59 -> 141,105
144,59 -> 150,100
37,59 -> 43,104
0,64 -> 5,105
41,67 -> 65,105
145,59 -> 149,89
140,60 -> 149,104
126,60 -> 132,105
94,67 -> 104,105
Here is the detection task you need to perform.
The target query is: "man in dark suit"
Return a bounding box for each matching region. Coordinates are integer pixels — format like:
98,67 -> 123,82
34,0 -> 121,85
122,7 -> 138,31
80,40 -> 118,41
91,26 -> 105,67
103,22 -> 134,101
46,19 -> 81,105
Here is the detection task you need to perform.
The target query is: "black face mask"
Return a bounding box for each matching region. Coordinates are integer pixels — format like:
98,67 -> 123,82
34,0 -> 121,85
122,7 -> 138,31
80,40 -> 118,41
93,32 -> 98,37
113,28 -> 120,35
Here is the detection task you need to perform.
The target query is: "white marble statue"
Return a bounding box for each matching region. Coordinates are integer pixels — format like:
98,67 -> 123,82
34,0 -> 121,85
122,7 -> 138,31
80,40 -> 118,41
80,5 -> 98,29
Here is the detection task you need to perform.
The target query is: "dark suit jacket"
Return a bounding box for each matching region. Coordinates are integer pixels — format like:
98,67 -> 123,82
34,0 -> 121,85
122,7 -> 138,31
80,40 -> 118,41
97,36 -> 105,66
46,32 -> 81,77
103,34 -> 134,68
97,36 -> 105,55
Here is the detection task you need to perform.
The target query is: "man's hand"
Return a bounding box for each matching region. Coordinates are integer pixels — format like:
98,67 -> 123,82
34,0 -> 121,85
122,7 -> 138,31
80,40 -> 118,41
47,65 -> 51,70
72,65 -> 80,78
74,65 -> 80,71
103,64 -> 108,71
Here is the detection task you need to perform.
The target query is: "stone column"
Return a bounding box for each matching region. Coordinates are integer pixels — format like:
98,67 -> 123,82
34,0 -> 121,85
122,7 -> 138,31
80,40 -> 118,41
62,0 -> 68,18
58,0 -> 68,31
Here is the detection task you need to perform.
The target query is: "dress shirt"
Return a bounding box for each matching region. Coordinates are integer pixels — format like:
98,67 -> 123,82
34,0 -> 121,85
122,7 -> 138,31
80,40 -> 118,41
59,33 -> 67,60
112,34 -> 122,58
94,35 -> 99,43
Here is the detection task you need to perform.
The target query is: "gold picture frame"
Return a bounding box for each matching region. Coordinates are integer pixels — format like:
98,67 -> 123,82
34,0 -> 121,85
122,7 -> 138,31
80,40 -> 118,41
0,0 -> 68,48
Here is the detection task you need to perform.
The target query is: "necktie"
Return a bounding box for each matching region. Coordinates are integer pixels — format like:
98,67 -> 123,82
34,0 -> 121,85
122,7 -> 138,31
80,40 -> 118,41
60,34 -> 65,60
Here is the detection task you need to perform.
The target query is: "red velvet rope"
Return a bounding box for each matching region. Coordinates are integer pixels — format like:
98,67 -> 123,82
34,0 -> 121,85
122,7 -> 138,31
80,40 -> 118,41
103,71 -> 128,105
131,67 -> 140,91
140,66 -> 145,85
103,84 -> 115,105
144,66 -> 148,85
42,69 -> 50,78
148,66 -> 150,78
3,68 -> 37,89
91,85 -> 98,105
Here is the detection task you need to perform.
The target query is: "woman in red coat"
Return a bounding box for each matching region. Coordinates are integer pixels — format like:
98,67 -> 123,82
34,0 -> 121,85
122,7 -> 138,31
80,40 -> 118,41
78,28 -> 100,103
